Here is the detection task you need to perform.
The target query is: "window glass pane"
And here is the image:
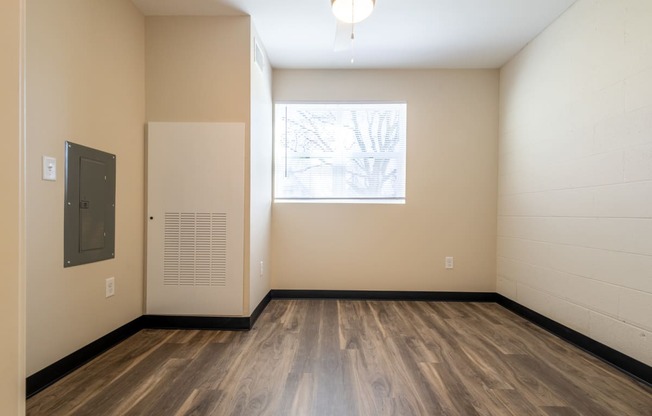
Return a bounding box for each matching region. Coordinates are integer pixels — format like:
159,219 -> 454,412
274,103 -> 407,201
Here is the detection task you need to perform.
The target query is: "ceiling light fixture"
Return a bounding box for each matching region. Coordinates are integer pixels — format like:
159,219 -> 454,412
331,0 -> 375,24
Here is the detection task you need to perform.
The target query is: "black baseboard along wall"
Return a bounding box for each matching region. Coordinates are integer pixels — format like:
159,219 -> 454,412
26,292 -> 272,398
26,290 -> 650,398
26,316 -> 145,398
495,294 -> 651,386
269,289 -> 497,302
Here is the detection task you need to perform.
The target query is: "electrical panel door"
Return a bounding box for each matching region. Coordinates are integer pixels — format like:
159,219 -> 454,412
64,141 -> 116,267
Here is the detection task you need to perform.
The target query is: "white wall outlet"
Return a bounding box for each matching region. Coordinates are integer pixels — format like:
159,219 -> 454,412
259,261 -> 264,277
42,156 -> 56,181
445,257 -> 454,269
105,277 -> 115,298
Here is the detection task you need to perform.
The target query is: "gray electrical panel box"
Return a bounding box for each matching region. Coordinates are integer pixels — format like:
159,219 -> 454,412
64,141 -> 116,267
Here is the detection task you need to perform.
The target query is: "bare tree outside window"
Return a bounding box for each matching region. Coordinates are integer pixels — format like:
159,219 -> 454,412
275,103 -> 407,201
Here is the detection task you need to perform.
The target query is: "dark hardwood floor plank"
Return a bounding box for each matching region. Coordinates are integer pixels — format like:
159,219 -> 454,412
430,360 -> 482,416
400,302 -> 446,363
72,342 -> 185,416
26,329 -> 176,416
267,300 -> 320,415
123,341 -> 229,416
27,300 -> 652,416
345,349 -> 381,416
175,389 -> 223,416
493,313 -> 652,414
288,372 -> 315,416
377,302 -> 450,414
491,388 -> 548,416
505,354 -> 615,416
210,314 -> 296,415
541,406 -> 582,416
311,300 -> 358,416
457,330 -> 567,410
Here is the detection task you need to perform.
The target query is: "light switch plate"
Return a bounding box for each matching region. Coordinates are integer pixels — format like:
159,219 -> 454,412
42,156 -> 56,181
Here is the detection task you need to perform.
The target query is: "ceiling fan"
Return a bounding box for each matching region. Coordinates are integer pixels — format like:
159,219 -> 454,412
331,0 -> 376,54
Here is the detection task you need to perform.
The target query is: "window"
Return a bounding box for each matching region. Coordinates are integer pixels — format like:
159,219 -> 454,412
274,102 -> 407,202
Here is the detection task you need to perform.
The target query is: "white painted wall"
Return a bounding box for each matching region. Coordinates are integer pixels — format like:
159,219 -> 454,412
249,26 -> 273,314
498,0 -> 652,365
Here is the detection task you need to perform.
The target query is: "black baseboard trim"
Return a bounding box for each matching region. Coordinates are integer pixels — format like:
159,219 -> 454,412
26,293 -> 273,399
142,291 -> 273,331
26,316 -> 144,399
141,315 -> 251,331
496,294 -> 651,386
250,291 -> 272,327
270,289 -> 498,302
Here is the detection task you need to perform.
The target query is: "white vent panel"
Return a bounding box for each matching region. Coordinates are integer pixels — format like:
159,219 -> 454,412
163,212 -> 227,287
146,122 -> 244,315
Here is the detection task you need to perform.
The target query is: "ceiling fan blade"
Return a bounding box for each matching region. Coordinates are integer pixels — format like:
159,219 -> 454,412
333,21 -> 353,52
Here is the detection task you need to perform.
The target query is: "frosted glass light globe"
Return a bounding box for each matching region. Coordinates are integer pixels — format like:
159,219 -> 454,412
331,0 -> 375,24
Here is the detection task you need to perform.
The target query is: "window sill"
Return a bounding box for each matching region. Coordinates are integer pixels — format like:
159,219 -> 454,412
274,198 -> 406,205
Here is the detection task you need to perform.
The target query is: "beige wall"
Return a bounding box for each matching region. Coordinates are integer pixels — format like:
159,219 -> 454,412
146,16 -> 272,315
249,26 -> 273,314
145,16 -> 250,123
498,0 -> 652,365
272,69 -> 499,291
26,0 -> 145,375
0,0 -> 25,412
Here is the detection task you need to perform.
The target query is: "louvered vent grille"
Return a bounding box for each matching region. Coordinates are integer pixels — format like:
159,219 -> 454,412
164,212 -> 227,286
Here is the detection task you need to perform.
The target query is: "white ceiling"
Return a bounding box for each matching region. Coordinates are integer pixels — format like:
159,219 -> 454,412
131,0 -> 577,69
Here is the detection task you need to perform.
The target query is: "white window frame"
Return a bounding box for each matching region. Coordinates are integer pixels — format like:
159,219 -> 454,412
273,102 -> 407,204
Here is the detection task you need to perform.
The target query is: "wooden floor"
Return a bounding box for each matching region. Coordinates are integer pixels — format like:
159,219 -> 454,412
28,300 -> 652,416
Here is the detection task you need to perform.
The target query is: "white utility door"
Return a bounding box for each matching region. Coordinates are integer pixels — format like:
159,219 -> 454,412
146,122 -> 245,316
